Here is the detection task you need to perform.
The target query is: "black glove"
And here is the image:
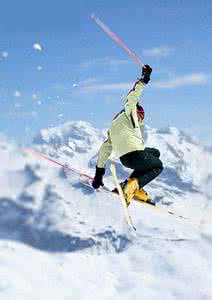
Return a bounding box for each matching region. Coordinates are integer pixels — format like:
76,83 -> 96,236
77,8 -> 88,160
92,167 -> 105,189
141,64 -> 152,84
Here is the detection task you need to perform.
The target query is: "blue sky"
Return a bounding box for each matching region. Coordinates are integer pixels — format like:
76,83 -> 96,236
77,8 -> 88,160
0,0 -> 211,145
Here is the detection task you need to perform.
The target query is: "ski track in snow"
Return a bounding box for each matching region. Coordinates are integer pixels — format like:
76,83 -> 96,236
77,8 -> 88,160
0,121 -> 212,300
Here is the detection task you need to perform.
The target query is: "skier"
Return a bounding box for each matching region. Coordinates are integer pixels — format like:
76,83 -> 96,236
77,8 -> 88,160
92,65 -> 163,205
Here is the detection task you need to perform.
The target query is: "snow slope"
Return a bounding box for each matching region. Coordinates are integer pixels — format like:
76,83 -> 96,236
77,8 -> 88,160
0,121 -> 212,300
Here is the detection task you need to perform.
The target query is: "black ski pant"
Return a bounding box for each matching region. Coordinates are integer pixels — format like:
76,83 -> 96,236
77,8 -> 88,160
120,147 -> 163,188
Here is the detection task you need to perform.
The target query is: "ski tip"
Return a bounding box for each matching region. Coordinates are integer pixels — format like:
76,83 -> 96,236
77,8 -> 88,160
132,226 -> 136,231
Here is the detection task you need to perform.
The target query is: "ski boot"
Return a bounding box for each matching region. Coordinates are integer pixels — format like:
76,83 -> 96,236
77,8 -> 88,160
112,178 -> 139,206
134,188 -> 155,206
121,178 -> 139,206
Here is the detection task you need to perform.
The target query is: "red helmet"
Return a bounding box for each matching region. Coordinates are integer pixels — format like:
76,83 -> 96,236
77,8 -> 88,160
137,104 -> 145,120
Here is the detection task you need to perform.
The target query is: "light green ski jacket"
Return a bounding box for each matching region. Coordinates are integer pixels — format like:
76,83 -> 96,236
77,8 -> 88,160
97,80 -> 146,168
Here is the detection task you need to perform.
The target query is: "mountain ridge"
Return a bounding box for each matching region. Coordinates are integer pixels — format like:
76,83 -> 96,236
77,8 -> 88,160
0,120 -> 212,299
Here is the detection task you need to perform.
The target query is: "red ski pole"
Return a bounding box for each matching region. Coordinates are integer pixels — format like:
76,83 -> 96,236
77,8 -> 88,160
91,14 -> 144,67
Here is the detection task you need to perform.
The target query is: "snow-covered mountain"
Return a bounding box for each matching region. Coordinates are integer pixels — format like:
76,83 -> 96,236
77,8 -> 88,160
0,121 -> 212,300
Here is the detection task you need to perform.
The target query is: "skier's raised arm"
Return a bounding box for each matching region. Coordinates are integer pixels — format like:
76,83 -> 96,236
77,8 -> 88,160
125,65 -> 152,118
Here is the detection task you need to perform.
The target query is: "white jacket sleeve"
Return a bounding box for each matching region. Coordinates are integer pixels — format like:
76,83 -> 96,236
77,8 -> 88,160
96,132 -> 112,168
124,80 -> 145,118
124,80 -> 145,137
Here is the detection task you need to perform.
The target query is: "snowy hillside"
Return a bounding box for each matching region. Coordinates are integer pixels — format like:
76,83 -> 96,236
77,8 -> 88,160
0,121 -> 212,300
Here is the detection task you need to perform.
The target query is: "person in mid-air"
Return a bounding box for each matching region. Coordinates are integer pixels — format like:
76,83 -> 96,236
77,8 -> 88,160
92,65 -> 163,205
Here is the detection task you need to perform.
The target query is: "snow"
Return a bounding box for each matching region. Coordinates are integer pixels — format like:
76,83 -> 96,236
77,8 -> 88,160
13,90 -> 21,98
1,51 -> 8,59
36,65 -> 43,71
33,43 -> 42,52
0,121 -> 212,299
